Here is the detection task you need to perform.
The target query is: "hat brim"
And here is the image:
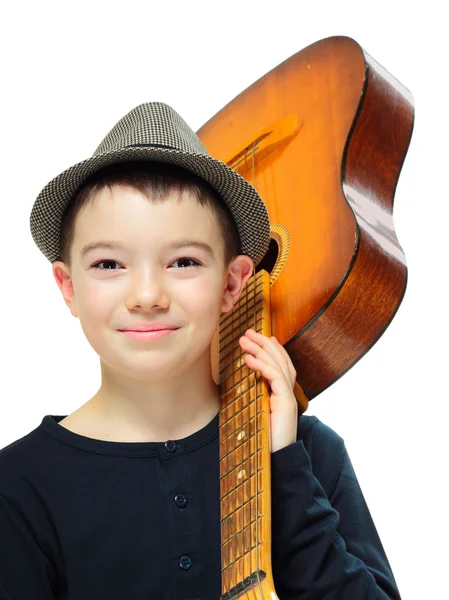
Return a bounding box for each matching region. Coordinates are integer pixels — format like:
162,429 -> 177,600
30,146 -> 271,266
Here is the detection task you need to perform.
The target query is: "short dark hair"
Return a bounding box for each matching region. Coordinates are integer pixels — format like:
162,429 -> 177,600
58,161 -> 242,269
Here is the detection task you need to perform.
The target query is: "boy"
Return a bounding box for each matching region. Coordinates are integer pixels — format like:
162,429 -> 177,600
0,102 -> 401,599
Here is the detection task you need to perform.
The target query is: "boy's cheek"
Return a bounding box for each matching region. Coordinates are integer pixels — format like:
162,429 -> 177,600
75,292 -> 115,327
178,280 -> 224,309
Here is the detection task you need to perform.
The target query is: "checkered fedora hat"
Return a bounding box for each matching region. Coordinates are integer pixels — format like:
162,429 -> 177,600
30,102 -> 271,266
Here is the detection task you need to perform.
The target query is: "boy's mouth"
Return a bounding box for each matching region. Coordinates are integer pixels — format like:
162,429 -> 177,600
118,323 -> 179,333
119,328 -> 179,342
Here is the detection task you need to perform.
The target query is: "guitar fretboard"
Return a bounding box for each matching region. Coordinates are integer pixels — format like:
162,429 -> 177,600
218,269 -> 273,595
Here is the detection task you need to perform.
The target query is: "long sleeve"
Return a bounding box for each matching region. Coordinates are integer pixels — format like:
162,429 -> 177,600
270,419 -> 401,599
0,493 -> 57,600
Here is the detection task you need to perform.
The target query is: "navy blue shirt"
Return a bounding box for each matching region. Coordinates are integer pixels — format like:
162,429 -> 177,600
0,412 -> 401,599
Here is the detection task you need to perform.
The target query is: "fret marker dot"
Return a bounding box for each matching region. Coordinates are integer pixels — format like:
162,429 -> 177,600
238,469 -> 246,479
237,430 -> 246,440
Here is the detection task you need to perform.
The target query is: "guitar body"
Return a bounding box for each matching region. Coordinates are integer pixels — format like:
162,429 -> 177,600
199,37 -> 414,599
198,36 -> 414,400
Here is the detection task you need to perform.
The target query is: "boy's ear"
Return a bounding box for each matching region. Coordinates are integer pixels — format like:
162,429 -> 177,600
221,255 -> 254,313
52,261 -> 79,318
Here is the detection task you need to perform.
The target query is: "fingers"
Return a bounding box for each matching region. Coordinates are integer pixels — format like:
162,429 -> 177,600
239,329 -> 296,387
269,336 -> 297,384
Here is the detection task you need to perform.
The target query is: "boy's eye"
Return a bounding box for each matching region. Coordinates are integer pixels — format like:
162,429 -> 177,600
92,260 -> 122,270
91,258 -> 200,270
171,257 -> 200,269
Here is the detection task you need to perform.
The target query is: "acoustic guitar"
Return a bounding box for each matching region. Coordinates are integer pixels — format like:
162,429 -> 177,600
197,35 -> 414,599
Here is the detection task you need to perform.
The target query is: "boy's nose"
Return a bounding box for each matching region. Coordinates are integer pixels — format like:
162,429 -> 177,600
125,270 -> 170,311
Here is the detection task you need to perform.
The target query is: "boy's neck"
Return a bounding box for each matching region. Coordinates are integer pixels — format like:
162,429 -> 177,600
60,354 -> 220,443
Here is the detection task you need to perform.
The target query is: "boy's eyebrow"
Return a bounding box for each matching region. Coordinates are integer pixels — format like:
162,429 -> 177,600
168,240 -> 215,257
80,240 -> 215,258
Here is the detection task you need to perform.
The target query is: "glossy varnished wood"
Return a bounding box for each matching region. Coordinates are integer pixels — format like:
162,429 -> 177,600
218,270 -> 278,598
204,36 -> 414,599
200,36 -> 414,400
285,49 -> 414,397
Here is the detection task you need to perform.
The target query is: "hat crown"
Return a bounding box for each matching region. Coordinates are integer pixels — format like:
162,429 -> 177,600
31,102 -> 271,267
93,102 -> 209,157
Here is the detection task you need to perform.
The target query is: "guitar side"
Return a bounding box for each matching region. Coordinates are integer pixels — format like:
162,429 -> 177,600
199,36 -> 414,400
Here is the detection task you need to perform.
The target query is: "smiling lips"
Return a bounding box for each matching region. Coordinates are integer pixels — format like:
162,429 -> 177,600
118,323 -> 179,341
119,323 -> 179,332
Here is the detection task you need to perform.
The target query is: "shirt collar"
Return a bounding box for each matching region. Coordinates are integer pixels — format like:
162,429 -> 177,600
39,412 -> 219,458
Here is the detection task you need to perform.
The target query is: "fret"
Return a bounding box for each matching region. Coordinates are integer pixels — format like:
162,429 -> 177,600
222,518 -> 265,550
220,352 -> 250,374
219,371 -> 256,401
221,529 -> 261,568
220,470 -> 264,515
218,330 -> 262,369
220,489 -> 264,522
219,390 -> 260,423
219,357 -> 251,380
221,548 -> 263,578
221,496 -> 264,540
219,414 -> 265,460
219,292 -> 263,325
219,281 -> 263,319
219,311 -> 264,347
218,274 -> 263,301
220,547 -> 268,600
219,309 -> 263,342
220,405 -> 263,434
223,526 -> 261,551
219,428 -> 264,462
219,336 -> 268,377
221,466 -> 264,502
220,400 -> 257,433
218,281 -> 264,329
219,402 -> 258,440
219,444 -> 263,479
219,304 -> 263,338
220,366 -> 253,392
219,269 -> 272,597
219,280 -> 264,321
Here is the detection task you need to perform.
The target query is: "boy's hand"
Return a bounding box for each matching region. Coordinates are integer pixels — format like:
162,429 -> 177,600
239,329 -> 298,453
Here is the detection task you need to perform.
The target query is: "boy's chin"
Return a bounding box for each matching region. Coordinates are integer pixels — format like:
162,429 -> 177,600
111,354 -> 195,382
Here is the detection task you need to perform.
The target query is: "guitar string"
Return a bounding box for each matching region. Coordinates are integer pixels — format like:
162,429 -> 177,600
240,142 -> 259,600
219,256 -> 251,594
218,284 -> 263,330
220,306 -> 263,350
224,142 -> 267,598
252,139 -> 265,600
222,278 -> 264,596
239,141 -> 262,600
243,145 -> 254,600
220,302 -> 263,344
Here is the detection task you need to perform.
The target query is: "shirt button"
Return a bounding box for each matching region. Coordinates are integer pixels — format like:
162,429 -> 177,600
175,494 -> 187,508
179,555 -> 192,570
165,440 -> 177,453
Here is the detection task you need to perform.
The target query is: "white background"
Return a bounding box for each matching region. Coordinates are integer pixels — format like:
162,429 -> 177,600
0,1 -> 447,598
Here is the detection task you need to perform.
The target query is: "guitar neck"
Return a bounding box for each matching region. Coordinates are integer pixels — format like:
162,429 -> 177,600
218,269 -> 278,599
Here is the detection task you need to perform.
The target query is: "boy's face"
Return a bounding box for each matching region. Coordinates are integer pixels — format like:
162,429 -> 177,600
52,184 -> 254,383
